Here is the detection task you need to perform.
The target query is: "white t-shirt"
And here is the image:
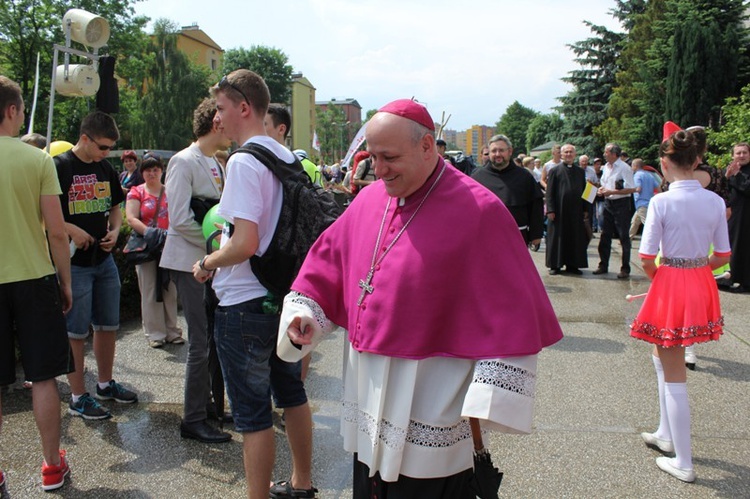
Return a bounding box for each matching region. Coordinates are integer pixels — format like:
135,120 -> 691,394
532,167 -> 543,182
640,180 -> 730,259
212,136 -> 294,306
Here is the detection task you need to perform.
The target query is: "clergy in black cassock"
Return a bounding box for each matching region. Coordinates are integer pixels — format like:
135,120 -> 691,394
727,145 -> 750,291
545,144 -> 589,274
471,135 -> 544,246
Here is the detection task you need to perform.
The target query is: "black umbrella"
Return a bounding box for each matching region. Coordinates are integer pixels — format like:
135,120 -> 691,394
469,418 -> 503,499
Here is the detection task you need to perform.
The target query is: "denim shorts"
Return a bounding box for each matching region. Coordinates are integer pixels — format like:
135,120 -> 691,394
67,254 -> 121,339
214,297 -> 307,433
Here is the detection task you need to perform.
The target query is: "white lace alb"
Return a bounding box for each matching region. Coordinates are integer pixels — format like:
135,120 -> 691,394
342,401 -> 472,451
472,359 -> 536,397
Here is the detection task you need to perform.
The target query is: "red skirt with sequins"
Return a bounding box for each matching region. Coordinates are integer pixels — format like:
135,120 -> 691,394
630,265 -> 723,347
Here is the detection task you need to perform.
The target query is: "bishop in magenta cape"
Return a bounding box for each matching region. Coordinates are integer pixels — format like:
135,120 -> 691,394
290,158 -> 562,360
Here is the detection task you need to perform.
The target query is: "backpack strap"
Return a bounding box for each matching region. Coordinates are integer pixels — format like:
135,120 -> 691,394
225,143 -> 309,238
229,143 -> 309,184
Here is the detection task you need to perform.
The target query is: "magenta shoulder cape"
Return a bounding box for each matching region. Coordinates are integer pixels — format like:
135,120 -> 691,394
292,161 -> 563,360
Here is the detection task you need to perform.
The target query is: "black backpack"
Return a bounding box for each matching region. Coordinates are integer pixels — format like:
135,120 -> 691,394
230,143 -> 342,296
350,157 -> 371,195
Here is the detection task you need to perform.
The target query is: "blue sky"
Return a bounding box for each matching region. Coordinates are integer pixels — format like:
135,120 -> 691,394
134,0 -> 621,130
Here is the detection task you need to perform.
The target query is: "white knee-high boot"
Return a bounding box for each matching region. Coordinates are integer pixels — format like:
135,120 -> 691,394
652,355 -> 671,441
664,382 -> 692,470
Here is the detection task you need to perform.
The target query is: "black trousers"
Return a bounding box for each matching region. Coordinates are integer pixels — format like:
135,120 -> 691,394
353,455 -> 475,499
598,197 -> 632,273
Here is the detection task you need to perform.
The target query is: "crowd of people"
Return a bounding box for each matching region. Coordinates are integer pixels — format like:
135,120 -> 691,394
1,67 -> 748,497
469,123 -> 743,485
469,132 -> 748,296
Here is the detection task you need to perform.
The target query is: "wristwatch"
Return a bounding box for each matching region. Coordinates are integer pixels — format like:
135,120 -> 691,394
199,255 -> 212,272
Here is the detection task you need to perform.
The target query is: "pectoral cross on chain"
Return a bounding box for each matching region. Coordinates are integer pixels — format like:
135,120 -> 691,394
357,269 -> 375,306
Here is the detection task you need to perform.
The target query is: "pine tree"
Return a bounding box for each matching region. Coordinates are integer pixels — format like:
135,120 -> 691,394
665,2 -> 745,128
557,21 -> 624,154
604,0 -> 748,162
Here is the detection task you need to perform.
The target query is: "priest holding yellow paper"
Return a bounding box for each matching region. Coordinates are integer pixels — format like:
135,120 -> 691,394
545,143 -> 589,275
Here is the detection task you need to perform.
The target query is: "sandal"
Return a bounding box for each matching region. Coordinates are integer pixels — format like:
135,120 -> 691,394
269,480 -> 317,498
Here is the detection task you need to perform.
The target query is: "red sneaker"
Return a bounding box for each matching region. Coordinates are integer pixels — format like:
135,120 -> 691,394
41,450 -> 70,491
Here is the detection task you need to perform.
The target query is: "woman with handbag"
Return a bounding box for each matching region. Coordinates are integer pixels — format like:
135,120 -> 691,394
125,154 -> 183,348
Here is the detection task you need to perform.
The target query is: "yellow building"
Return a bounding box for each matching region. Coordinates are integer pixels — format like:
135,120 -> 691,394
465,125 -> 495,157
177,24 -> 223,72
290,73 -> 316,153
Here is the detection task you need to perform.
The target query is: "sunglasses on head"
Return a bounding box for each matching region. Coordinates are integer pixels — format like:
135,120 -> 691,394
85,133 -> 115,151
218,75 -> 250,105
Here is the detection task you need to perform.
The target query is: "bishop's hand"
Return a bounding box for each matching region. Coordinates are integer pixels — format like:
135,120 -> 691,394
287,315 -> 315,346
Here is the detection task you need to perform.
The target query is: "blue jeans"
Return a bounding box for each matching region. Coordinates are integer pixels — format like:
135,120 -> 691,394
214,297 -> 307,433
67,255 -> 120,338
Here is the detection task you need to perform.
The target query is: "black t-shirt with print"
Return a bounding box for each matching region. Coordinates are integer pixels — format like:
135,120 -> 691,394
55,150 -> 125,267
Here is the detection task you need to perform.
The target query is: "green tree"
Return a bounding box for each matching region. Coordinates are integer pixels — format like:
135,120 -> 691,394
132,19 -> 212,150
495,101 -> 538,155
665,6 -> 744,128
557,21 -> 625,154
222,46 -> 293,104
315,103 -> 346,164
558,2 -> 647,156
525,113 -> 565,152
604,0 -> 748,163
706,84 -> 750,169
0,0 -> 149,138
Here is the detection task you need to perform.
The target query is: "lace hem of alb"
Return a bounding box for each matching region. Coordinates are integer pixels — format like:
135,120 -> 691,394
472,359 -> 536,397
342,401 -> 472,451
287,291 -> 333,331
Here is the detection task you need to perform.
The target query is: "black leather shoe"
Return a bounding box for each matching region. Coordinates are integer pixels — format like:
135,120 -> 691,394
566,267 -> 583,275
548,268 -> 561,275
180,420 -> 232,443
716,278 -> 732,289
617,271 -> 630,279
206,406 -> 234,424
592,268 -> 608,275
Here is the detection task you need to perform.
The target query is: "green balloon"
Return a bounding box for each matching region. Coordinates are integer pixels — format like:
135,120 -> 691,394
202,205 -> 225,250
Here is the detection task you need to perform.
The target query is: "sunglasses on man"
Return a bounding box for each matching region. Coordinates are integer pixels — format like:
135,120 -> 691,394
85,133 -> 116,151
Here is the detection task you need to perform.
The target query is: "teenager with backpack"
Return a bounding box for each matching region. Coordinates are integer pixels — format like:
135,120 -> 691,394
192,70 -> 316,499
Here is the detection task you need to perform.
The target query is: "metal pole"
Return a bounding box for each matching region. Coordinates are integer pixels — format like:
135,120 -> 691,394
45,48 -> 59,154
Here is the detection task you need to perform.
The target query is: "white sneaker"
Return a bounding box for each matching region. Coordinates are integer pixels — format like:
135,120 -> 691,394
641,432 -> 674,453
656,456 -> 695,482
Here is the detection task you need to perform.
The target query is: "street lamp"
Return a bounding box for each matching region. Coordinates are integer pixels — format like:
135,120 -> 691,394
332,121 -> 350,162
